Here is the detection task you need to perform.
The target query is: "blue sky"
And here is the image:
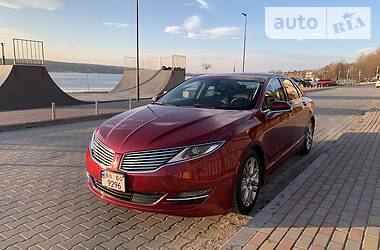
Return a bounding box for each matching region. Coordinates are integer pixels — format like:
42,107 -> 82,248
0,0 -> 378,73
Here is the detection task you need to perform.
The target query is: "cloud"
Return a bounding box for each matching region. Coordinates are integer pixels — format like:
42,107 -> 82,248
103,22 -> 130,29
0,0 -> 63,11
164,26 -> 183,34
183,15 -> 201,31
195,0 -> 208,9
164,15 -> 241,39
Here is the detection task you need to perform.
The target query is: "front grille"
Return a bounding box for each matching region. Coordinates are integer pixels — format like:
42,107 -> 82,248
91,136 -> 115,167
92,178 -> 164,205
120,147 -> 184,173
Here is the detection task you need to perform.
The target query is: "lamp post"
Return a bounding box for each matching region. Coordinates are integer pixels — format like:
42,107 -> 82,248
242,12 -> 247,73
136,0 -> 140,101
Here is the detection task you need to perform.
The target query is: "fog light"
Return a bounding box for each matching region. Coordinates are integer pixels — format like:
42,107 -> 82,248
178,189 -> 212,198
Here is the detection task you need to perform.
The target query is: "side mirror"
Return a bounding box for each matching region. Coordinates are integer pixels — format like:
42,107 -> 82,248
269,101 -> 291,111
151,95 -> 159,103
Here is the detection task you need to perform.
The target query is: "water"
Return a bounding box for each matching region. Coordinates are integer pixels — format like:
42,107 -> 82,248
50,72 -> 123,92
50,72 -> 192,93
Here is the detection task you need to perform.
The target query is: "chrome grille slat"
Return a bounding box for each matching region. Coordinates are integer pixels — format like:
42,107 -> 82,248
124,149 -> 183,156
122,158 -> 170,163
120,147 -> 184,173
92,151 -> 113,163
91,136 -> 115,167
93,144 -> 114,158
125,153 -> 177,160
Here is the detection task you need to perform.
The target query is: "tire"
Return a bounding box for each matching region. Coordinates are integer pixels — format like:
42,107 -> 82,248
232,151 -> 262,214
299,120 -> 314,155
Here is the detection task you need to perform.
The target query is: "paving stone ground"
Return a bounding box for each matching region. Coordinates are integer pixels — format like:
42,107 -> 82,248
222,89 -> 380,249
0,85 -> 379,249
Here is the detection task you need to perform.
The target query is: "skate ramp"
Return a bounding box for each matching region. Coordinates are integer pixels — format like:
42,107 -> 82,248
110,68 -> 185,99
0,65 -> 84,111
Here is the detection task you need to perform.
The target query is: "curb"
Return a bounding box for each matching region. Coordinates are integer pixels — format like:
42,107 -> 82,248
0,111 -> 122,133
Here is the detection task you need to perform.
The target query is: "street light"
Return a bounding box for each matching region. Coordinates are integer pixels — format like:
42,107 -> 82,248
241,12 -> 247,73
136,0 -> 140,101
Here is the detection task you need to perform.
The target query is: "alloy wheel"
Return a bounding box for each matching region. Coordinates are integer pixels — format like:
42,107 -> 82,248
240,157 -> 260,207
306,122 -> 314,150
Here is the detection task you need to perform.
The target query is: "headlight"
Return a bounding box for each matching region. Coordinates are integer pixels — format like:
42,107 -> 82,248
168,141 -> 224,164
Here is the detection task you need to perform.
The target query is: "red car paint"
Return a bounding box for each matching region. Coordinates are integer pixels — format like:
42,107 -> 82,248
318,79 -> 337,86
86,73 -> 314,216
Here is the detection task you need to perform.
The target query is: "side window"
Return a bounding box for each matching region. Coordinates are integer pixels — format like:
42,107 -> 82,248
283,79 -> 300,100
204,85 -> 214,97
262,78 -> 287,110
291,79 -> 304,97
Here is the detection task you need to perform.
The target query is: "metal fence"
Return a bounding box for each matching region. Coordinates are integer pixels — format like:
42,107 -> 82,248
13,38 -> 44,65
124,55 -> 186,70
0,43 -> 5,65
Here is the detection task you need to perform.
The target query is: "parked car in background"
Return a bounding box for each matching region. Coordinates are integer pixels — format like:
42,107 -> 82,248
86,73 -> 315,216
291,77 -> 312,88
376,80 -> 380,88
318,79 -> 337,86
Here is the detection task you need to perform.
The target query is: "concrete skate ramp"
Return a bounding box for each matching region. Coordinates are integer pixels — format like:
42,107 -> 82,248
0,65 -> 83,111
110,68 -> 185,98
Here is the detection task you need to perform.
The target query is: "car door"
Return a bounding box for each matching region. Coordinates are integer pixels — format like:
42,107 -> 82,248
259,78 -> 293,167
281,78 -> 309,146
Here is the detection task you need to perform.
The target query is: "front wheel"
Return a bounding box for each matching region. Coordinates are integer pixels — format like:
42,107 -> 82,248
299,120 -> 314,155
232,151 -> 262,214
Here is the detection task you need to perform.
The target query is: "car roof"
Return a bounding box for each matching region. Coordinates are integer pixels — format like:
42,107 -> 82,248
196,73 -> 287,81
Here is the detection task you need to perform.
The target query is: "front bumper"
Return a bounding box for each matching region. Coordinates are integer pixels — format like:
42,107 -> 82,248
85,147 -> 236,216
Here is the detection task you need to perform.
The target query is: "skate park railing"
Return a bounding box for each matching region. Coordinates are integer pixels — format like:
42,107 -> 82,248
124,55 -> 186,70
13,38 -> 45,65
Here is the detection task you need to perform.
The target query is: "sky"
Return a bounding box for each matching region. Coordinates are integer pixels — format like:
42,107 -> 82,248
0,0 -> 379,73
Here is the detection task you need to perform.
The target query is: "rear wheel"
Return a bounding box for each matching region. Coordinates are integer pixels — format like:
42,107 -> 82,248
299,120 -> 314,155
232,151 -> 262,214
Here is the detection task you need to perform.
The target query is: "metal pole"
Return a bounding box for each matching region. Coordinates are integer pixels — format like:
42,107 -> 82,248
376,65 -> 379,79
136,0 -> 140,101
242,12 -> 247,73
95,100 -> 99,115
51,102 -> 56,120
129,98 -> 132,110
41,41 -> 45,65
0,43 -> 5,65
13,39 -> 16,64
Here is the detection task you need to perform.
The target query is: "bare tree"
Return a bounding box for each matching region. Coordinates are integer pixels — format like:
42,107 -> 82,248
202,63 -> 212,73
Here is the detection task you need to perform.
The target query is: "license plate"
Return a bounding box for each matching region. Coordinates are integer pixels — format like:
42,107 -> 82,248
101,170 -> 126,192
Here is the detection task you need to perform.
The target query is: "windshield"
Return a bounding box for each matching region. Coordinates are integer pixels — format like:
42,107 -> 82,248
156,77 -> 263,110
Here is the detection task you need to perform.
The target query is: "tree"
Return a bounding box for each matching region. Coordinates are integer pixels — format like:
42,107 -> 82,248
202,63 -> 212,73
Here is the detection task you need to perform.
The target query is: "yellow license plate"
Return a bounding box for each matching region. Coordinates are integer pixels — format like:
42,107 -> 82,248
101,170 -> 126,192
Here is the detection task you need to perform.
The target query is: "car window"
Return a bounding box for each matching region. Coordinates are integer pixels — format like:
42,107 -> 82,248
179,80 -> 202,99
283,79 -> 300,100
262,78 -> 287,111
157,77 -> 264,110
290,79 -> 305,97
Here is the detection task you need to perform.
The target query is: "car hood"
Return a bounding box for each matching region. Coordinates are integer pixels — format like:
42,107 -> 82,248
97,104 -> 252,153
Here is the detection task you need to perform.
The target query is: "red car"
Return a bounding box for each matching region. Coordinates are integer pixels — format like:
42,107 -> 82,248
86,74 -> 315,216
318,79 -> 337,86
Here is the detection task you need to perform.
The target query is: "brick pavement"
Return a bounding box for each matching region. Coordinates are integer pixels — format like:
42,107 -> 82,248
0,85 -> 379,249
222,101 -> 380,249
